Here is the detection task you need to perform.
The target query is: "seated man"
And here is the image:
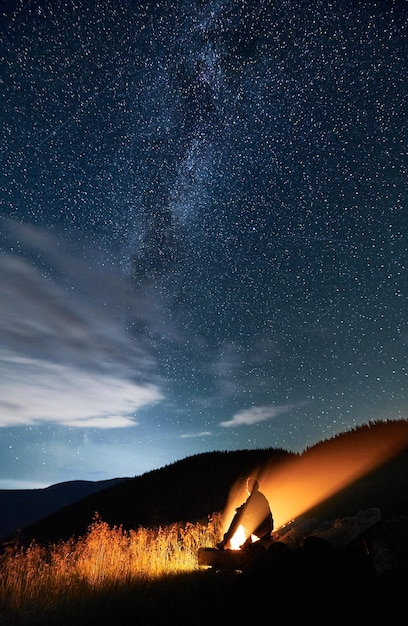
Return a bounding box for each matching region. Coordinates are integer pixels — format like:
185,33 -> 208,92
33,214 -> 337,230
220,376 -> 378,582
216,477 -> 273,550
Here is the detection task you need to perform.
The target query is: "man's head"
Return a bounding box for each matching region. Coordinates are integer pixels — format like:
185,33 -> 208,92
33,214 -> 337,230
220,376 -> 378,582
246,477 -> 259,495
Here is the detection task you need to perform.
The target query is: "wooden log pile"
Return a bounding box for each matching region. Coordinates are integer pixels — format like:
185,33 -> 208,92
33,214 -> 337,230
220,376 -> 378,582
198,507 -> 407,575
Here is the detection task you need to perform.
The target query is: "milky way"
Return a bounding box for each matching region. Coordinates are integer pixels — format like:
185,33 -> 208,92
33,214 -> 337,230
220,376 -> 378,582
0,1 -> 406,487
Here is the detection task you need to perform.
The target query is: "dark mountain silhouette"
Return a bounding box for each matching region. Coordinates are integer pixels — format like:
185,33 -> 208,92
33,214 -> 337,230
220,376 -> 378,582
16,447 -> 292,545
0,478 -> 127,540
7,419 -> 408,547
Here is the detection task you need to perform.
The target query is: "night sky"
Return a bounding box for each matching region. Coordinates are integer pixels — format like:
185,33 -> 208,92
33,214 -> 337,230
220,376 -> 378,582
1,0 -> 406,488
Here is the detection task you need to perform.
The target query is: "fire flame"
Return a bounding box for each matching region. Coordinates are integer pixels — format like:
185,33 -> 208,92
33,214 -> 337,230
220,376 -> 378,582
229,525 -> 246,550
229,526 -> 259,550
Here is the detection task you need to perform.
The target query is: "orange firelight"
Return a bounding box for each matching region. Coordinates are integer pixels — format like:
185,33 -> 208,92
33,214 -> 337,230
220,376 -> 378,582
221,421 -> 408,538
229,525 -> 246,550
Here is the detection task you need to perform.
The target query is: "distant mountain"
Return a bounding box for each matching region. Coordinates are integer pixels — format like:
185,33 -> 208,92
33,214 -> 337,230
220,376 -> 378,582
7,419 -> 408,547
0,478 -> 127,540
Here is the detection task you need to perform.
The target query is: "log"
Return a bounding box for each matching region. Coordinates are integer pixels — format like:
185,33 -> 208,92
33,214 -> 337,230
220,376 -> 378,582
364,517 -> 408,575
310,507 -> 381,550
198,547 -> 246,569
198,509 -> 383,570
198,540 -> 272,569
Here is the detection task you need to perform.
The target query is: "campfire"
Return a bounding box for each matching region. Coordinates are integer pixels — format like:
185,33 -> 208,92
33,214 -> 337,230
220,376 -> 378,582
228,526 -> 259,550
199,423 -> 408,569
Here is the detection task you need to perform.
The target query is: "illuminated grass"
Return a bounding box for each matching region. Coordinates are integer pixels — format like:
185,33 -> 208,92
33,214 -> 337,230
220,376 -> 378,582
0,513 -> 223,624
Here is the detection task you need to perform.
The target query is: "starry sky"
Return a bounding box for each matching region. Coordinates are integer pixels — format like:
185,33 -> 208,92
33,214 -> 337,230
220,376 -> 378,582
1,0 -> 407,489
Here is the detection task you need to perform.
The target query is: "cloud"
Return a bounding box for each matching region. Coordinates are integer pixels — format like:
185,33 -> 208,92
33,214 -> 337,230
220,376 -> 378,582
180,431 -> 212,438
212,342 -> 242,397
219,404 -> 298,427
0,354 -> 162,428
0,479 -> 51,490
0,220 -> 164,428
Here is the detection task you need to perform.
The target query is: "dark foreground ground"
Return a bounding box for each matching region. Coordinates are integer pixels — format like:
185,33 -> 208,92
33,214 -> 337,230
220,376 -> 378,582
2,532 -> 407,626
2,571 -> 406,626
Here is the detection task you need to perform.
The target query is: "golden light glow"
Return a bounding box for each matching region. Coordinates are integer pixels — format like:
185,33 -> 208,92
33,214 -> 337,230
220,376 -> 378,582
228,527 -> 259,550
221,421 -> 408,535
229,525 -> 246,550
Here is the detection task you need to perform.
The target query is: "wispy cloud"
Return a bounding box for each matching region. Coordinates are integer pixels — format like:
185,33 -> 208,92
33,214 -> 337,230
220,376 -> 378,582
180,431 -> 212,438
219,404 -> 300,427
211,342 -> 243,397
0,220 -> 164,428
0,354 -> 162,428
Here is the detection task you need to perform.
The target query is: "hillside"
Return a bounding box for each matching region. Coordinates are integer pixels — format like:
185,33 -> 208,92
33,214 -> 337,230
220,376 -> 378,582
0,478 -> 127,540
17,447 -> 292,544
15,419 -> 408,546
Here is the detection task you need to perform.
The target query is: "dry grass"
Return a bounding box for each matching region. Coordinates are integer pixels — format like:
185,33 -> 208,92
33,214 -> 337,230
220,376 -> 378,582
0,512 -> 223,623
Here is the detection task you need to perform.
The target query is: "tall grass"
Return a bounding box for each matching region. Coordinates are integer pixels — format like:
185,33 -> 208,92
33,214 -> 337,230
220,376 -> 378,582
0,512 -> 223,624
